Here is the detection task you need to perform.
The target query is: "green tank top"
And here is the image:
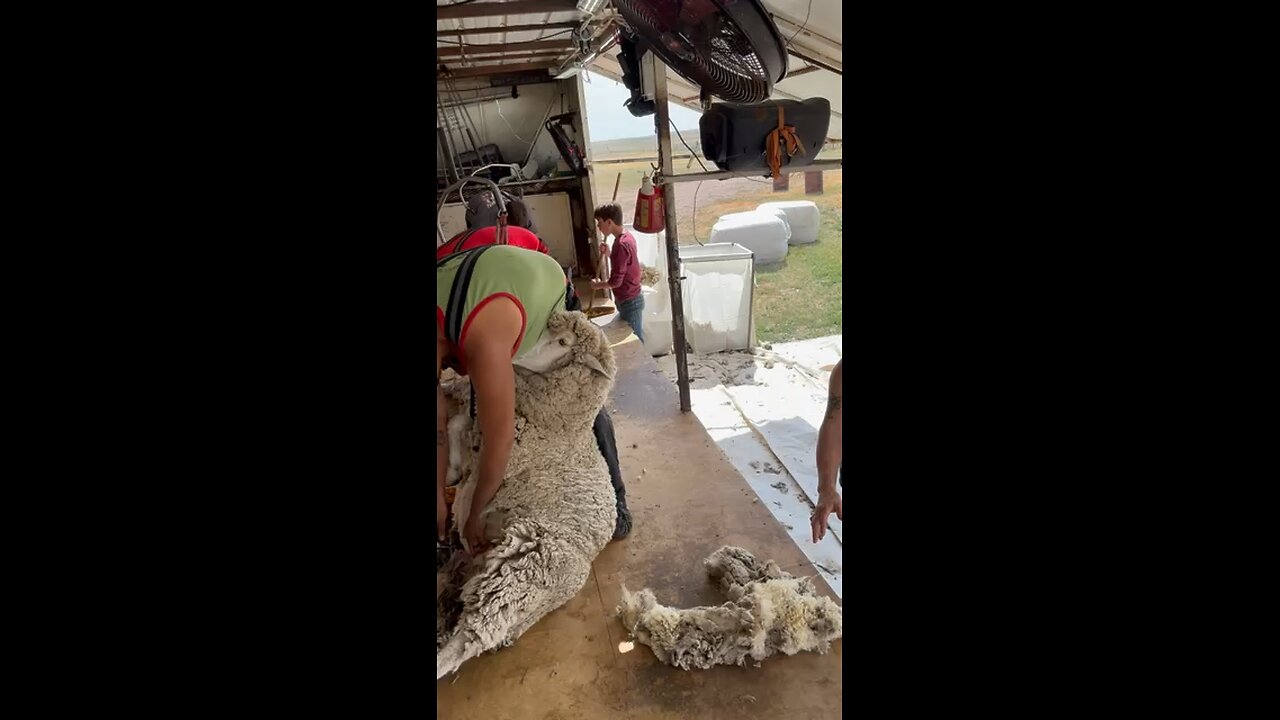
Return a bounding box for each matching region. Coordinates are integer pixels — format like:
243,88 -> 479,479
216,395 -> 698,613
436,245 -> 568,370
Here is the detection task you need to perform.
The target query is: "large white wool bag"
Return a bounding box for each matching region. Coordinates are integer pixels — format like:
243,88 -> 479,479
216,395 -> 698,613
756,201 -> 821,245
707,211 -> 789,265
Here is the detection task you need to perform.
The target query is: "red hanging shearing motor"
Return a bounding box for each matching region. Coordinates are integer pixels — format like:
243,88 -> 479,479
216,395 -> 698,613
633,174 -> 665,234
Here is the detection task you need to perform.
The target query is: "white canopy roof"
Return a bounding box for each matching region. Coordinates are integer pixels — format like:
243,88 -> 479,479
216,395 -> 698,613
436,0 -> 843,140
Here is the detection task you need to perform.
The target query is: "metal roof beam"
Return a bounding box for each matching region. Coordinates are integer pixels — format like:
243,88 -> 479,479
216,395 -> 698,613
439,21 -> 577,36
436,39 -> 574,58
439,61 -> 558,80
436,0 -> 578,21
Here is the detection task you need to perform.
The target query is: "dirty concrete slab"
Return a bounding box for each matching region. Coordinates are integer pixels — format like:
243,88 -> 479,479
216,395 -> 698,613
437,326 -> 843,720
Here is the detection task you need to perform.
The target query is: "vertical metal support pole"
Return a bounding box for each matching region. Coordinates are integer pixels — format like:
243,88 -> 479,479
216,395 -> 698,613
438,127 -> 461,184
437,91 -> 461,184
650,53 -> 692,413
570,74 -> 600,279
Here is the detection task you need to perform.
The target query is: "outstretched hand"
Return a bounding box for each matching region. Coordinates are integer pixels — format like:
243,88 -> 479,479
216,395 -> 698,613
463,512 -> 490,556
811,491 -> 843,543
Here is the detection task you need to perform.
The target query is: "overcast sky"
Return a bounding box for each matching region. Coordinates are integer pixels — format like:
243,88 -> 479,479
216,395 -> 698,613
582,70 -> 702,141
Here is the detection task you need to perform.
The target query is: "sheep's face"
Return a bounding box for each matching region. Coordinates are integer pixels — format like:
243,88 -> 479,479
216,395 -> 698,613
513,311 -> 613,378
512,311 -> 616,430
512,325 -> 576,374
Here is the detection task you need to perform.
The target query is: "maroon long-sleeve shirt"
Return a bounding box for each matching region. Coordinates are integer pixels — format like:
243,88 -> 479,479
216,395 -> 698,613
605,231 -> 642,303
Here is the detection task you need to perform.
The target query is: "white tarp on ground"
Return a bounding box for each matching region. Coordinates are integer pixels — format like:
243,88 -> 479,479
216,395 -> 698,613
657,335 -> 844,598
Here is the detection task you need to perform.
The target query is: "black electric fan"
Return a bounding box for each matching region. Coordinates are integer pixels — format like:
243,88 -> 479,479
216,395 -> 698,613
614,0 -> 788,104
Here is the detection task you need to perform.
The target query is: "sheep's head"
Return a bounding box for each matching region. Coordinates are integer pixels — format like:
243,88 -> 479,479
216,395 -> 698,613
513,311 -> 613,377
512,311 -> 616,430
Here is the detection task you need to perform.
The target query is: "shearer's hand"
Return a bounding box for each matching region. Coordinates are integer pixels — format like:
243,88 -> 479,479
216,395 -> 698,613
463,513 -> 490,555
811,490 -> 843,543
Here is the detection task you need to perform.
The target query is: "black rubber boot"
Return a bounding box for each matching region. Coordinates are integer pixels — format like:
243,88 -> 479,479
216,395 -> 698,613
593,409 -> 632,540
614,502 -> 633,540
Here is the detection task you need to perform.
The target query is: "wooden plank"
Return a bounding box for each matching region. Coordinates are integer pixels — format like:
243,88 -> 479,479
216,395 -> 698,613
436,0 -> 577,21
436,39 -> 573,58
805,170 -> 824,194
438,61 -> 557,80
650,51 -> 693,413
439,21 -> 577,36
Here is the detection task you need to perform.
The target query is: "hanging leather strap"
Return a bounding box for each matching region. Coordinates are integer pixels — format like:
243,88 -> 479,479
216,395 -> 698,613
495,211 -> 509,245
766,105 -> 806,180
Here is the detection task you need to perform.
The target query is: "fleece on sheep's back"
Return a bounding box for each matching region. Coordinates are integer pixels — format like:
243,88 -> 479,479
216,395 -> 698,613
437,311 -> 619,680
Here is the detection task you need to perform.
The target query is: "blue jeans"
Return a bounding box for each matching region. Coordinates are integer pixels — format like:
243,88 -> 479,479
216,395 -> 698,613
617,294 -> 645,343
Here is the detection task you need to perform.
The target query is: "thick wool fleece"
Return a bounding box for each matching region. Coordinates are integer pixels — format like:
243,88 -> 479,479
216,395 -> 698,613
616,546 -> 843,670
436,311 -> 618,680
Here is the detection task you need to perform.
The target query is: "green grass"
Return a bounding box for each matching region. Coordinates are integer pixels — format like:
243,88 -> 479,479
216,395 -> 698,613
688,177 -> 843,343
593,161 -> 653,201
589,155 -> 844,344
752,214 -> 843,342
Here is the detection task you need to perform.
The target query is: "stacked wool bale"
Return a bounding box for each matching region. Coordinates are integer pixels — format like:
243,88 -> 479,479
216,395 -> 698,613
756,200 -> 822,245
707,211 -> 790,264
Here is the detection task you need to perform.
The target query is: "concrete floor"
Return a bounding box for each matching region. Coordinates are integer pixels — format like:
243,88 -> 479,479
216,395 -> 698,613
437,324 -> 843,720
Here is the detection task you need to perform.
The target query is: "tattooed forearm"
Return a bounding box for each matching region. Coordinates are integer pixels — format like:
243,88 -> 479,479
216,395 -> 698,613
825,394 -> 842,421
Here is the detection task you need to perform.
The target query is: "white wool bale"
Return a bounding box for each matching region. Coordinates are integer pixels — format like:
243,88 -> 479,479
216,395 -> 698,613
756,201 -> 821,245
707,211 -> 789,265
627,225 -> 669,286
642,283 -> 670,319
627,225 -> 665,270
643,318 -> 674,357
758,206 -> 791,236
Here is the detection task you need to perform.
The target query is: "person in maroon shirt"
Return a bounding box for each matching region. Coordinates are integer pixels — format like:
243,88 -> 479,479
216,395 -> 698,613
591,203 -> 645,342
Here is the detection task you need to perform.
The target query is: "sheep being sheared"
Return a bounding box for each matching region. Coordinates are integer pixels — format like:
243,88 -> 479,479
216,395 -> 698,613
617,546 -> 842,670
436,310 -> 618,680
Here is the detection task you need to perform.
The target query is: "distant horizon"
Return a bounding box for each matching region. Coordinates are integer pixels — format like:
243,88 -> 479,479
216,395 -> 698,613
582,70 -> 703,142
590,131 -> 700,146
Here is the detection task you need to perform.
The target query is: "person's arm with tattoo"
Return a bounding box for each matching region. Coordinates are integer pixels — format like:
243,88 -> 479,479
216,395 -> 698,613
812,359 -> 843,542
